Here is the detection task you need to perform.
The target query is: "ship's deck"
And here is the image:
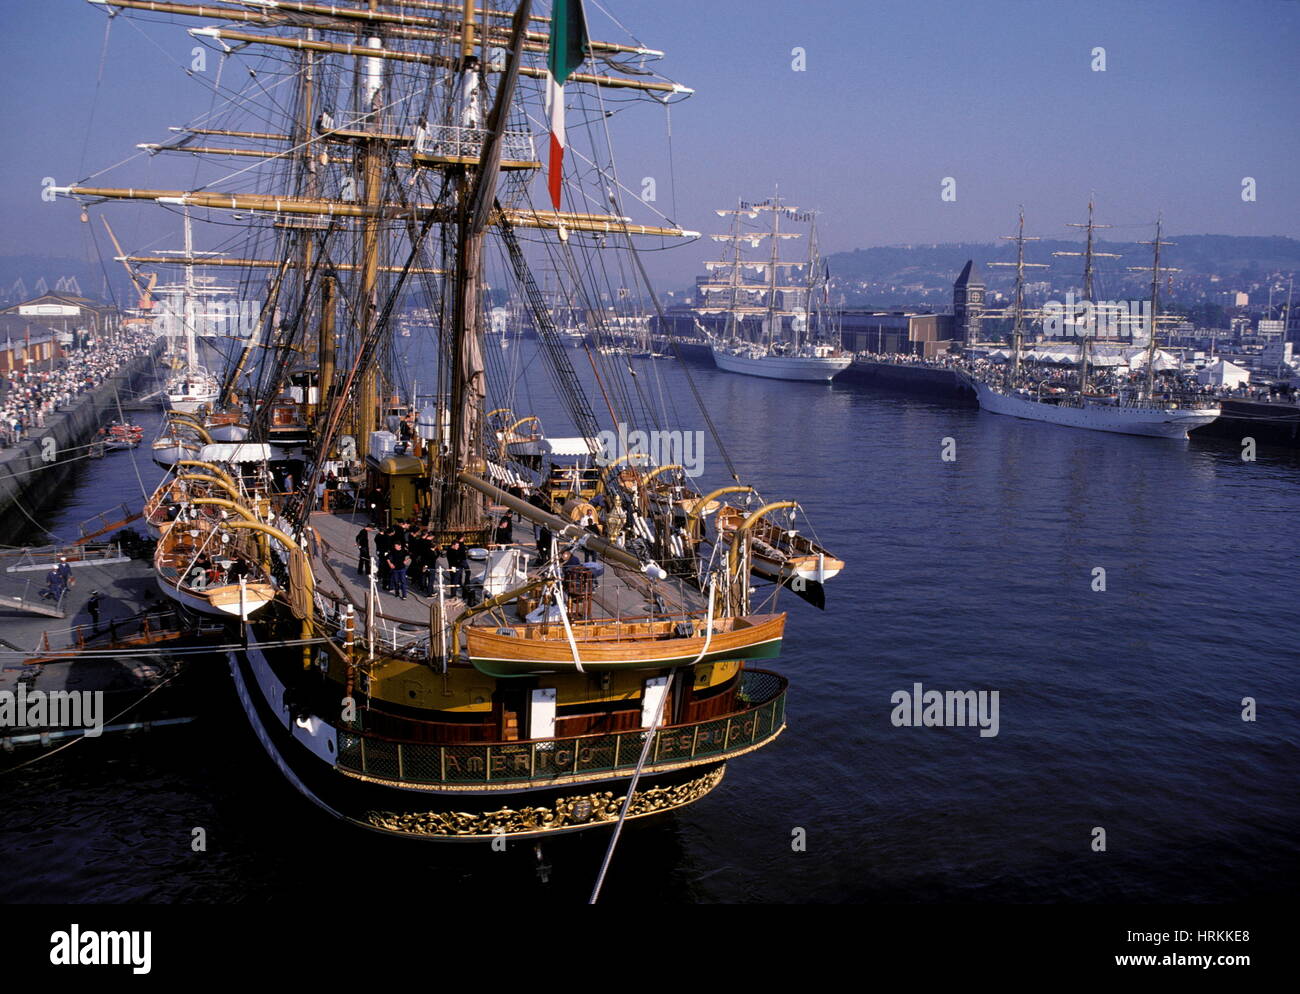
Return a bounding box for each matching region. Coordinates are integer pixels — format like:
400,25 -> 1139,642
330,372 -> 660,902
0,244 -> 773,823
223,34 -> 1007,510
307,509 -> 701,632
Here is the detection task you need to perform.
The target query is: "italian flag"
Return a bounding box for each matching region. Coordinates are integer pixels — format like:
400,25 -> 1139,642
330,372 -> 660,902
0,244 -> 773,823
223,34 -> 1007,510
546,0 -> 589,210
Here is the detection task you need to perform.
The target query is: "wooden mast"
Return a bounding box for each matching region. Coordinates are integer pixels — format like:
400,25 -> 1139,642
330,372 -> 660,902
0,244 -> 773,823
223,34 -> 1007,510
765,194 -> 782,351
988,208 -> 1047,384
725,203 -> 743,343
1054,198 -> 1119,395
443,0 -> 483,529
299,32 -> 325,424
354,8 -> 385,450
1145,220 -> 1164,398
439,0 -> 530,530
319,275 -> 337,422
801,213 -> 820,351
1127,218 -> 1179,399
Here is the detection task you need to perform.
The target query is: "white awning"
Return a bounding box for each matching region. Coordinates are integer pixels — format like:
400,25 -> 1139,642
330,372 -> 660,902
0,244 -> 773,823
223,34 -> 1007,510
508,436 -> 598,458
200,443 -> 286,463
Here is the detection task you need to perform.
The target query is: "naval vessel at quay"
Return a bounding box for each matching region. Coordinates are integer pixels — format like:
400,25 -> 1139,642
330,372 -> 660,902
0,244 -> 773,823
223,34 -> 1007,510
0,0 -> 1292,972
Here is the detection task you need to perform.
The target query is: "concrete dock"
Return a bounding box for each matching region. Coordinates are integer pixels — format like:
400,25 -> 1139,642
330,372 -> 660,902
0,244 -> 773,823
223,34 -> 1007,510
0,342 -> 163,537
0,539 -> 221,756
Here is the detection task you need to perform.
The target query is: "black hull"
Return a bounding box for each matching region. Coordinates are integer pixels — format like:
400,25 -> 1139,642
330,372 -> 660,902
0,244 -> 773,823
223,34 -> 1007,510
227,645 -> 727,841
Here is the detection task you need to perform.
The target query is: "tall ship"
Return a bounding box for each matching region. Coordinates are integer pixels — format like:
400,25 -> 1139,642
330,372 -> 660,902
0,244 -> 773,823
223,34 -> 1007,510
963,207 -> 1220,439
150,214 -> 225,415
64,0 -> 843,845
106,213 -> 254,451
700,197 -> 851,382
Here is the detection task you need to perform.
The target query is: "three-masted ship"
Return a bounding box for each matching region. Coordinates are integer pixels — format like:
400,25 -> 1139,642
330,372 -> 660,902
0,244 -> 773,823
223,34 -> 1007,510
700,196 -> 851,381
64,0 -> 842,841
963,207 -> 1221,439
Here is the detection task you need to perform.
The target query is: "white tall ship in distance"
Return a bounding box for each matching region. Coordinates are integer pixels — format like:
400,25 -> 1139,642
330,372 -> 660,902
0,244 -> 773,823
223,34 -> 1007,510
701,196 -> 851,382
150,212 -> 225,414
966,208 -> 1220,439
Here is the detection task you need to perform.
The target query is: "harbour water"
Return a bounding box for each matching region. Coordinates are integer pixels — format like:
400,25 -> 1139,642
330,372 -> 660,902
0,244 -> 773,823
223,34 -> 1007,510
2,343 -> 1296,903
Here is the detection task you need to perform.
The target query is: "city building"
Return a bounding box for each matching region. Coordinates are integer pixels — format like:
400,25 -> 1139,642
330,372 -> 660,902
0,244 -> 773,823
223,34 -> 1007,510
838,310 -> 954,357
1257,318 -> 1285,340
952,259 -> 985,343
0,293 -> 118,336
0,315 -> 67,373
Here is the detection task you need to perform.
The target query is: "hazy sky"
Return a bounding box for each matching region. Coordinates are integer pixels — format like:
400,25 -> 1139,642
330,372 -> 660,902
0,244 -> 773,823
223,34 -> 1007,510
1,0 -> 1297,288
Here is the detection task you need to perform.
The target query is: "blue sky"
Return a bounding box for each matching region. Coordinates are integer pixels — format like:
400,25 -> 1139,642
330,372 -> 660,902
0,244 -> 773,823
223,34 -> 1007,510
1,0 -> 1297,287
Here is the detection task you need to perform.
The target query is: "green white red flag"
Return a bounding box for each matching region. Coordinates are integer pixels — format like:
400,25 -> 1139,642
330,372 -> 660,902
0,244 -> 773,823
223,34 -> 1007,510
546,0 -> 589,210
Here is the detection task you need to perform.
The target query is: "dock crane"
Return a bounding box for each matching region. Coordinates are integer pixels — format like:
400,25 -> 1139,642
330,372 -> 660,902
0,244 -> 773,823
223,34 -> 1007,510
101,217 -> 158,327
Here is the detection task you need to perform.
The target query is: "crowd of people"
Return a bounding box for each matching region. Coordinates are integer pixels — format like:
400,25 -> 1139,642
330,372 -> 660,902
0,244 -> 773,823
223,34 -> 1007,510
853,348 -> 1299,403
351,481 -> 608,607
0,328 -> 156,450
854,350 -> 971,372
356,522 -> 473,601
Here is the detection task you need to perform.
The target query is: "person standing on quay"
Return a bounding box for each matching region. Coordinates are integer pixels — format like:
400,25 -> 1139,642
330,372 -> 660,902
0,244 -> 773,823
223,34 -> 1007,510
43,566 -> 65,602
420,537 -> 441,596
368,487 -> 386,526
535,523 -> 552,567
446,538 -> 468,597
387,543 -> 409,600
355,526 -> 372,576
579,512 -> 599,562
495,512 -> 513,546
375,526 -> 393,590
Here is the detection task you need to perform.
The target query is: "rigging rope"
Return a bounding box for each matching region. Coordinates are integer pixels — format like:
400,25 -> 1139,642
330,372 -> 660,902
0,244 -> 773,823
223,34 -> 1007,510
78,13 -> 115,179
588,574 -> 719,904
0,670 -> 183,777
579,74 -> 741,481
496,210 -> 604,449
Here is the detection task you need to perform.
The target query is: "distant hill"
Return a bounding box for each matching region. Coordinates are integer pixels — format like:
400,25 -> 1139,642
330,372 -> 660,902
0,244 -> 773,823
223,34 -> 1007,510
0,255 -> 125,307
825,235 -> 1300,286
11,235 -> 1299,314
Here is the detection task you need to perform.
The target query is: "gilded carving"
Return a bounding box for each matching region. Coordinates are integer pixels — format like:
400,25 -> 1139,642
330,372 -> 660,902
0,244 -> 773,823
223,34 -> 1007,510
365,767 -> 726,837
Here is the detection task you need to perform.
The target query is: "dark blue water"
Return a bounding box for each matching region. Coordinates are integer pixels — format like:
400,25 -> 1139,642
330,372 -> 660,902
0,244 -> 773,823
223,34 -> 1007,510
3,343 -> 1297,903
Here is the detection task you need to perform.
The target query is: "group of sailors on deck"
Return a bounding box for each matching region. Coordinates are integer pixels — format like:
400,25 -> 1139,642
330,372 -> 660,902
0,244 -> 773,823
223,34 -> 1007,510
350,493 -> 607,606
355,523 -> 472,601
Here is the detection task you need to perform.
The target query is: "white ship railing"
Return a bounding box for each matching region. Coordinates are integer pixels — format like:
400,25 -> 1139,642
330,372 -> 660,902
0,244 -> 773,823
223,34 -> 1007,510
417,125 -> 535,162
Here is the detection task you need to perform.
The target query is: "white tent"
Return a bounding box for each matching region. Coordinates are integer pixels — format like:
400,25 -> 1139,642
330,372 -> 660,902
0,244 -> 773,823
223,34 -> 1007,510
1041,350 -> 1078,365
1086,351 -> 1128,367
1125,348 -> 1180,371
1196,359 -> 1250,388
